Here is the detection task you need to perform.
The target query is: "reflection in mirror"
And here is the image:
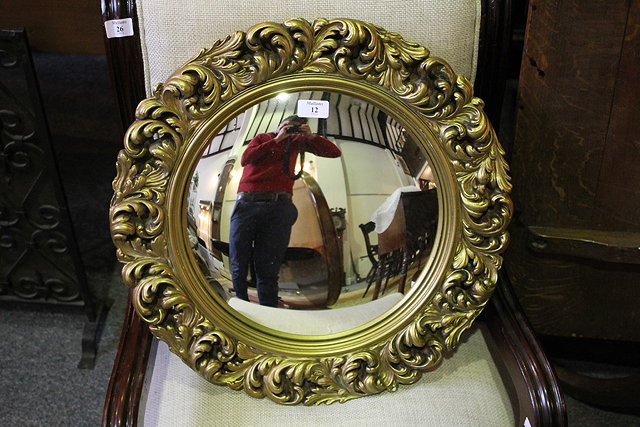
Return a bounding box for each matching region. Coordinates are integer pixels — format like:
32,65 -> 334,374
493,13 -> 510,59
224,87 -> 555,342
186,91 -> 438,311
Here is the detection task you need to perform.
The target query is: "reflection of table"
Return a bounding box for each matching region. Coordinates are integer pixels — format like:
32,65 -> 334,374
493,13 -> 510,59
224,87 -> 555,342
365,190 -> 438,300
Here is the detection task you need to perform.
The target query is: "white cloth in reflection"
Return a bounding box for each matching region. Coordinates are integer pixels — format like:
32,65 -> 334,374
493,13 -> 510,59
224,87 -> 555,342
370,186 -> 421,233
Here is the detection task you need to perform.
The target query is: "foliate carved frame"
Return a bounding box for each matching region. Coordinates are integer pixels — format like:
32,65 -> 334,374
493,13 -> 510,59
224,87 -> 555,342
110,18 -> 512,405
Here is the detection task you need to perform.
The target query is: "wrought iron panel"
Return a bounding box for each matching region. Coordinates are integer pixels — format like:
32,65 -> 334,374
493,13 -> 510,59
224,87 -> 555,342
0,29 -> 92,314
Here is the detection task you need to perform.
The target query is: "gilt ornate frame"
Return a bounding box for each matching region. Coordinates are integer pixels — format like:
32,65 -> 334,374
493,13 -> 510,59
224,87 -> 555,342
110,18 -> 512,405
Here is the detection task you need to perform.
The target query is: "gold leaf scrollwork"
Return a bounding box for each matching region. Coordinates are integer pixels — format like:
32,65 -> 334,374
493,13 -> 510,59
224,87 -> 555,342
110,18 -> 512,405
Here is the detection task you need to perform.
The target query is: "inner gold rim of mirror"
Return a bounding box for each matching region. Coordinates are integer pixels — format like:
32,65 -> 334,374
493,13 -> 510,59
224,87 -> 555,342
168,75 -> 458,354
110,17 -> 512,405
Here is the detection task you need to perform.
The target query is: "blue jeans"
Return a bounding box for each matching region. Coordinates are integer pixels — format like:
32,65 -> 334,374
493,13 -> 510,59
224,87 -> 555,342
229,198 -> 298,306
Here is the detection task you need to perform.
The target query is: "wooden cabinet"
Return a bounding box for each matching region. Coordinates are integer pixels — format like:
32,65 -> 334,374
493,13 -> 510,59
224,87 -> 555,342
506,0 -> 640,343
0,0 -> 104,54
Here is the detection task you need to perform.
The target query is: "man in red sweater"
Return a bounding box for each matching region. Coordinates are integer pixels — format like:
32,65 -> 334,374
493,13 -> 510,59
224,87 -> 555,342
229,115 -> 341,307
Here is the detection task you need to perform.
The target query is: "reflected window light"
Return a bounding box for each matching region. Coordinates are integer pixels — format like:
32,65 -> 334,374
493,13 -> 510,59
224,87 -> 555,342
276,93 -> 290,102
418,164 -> 436,190
299,160 -> 317,181
197,202 -> 212,240
419,164 -> 434,181
210,174 -> 219,191
302,160 -> 316,175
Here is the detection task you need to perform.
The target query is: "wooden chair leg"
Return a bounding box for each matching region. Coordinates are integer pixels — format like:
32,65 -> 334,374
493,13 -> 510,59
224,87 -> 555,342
361,261 -> 378,298
398,249 -> 410,294
371,255 -> 386,300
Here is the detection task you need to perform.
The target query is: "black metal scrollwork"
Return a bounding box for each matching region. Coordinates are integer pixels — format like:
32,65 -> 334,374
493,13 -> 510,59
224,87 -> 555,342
0,29 -> 88,306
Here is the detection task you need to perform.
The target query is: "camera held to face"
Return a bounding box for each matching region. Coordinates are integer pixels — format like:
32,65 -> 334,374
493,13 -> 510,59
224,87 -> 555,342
286,124 -> 301,134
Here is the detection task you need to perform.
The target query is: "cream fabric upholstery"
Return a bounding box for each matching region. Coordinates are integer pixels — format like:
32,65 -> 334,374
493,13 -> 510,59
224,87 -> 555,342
135,0 -> 482,95
140,327 -> 514,426
228,293 -> 404,335
131,3 -> 511,425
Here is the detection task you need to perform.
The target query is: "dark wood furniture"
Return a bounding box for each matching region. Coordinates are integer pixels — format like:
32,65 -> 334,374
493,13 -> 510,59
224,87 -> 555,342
101,1 -> 567,425
361,190 -> 438,300
360,219 -> 403,300
0,0 -> 105,54
506,0 -> 640,411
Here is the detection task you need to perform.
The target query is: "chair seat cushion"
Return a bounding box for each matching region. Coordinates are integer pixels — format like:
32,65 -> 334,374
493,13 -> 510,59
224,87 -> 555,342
139,326 -> 514,426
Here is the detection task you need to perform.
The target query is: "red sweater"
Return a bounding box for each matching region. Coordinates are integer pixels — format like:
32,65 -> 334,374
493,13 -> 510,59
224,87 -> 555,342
238,132 -> 341,194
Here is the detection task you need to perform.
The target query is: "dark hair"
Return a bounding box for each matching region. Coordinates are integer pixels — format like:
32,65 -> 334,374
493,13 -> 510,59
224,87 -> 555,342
281,114 -> 308,124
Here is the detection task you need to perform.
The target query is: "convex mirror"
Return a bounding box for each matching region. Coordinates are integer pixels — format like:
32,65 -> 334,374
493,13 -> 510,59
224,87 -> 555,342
188,90 -> 439,317
110,18 -> 512,405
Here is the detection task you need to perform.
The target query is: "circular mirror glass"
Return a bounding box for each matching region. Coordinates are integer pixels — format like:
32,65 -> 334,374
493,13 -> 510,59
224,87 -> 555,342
186,90 -> 440,333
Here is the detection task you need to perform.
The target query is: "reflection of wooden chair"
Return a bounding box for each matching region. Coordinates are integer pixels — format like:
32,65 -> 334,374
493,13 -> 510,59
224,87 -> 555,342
363,190 -> 439,300
359,221 -> 403,298
368,205 -> 406,299
358,221 -> 379,280
102,1 -> 566,425
401,189 -> 438,274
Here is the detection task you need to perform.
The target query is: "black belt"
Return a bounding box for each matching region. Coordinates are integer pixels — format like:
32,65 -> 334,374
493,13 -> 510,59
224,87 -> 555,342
237,191 -> 292,201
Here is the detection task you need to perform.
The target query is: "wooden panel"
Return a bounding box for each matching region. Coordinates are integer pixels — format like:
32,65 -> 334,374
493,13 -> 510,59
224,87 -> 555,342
0,0 -> 104,54
506,0 -> 640,341
594,0 -> 640,230
512,0 -> 627,228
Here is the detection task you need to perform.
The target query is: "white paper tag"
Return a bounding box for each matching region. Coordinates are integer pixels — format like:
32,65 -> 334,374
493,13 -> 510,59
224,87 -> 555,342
104,18 -> 134,39
297,100 -> 329,119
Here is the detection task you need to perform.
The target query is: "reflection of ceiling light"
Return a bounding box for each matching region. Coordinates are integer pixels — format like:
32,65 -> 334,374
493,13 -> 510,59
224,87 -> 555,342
276,93 -> 289,102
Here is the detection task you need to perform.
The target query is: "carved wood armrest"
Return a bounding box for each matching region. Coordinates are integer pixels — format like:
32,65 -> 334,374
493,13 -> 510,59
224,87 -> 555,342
481,273 -> 567,427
